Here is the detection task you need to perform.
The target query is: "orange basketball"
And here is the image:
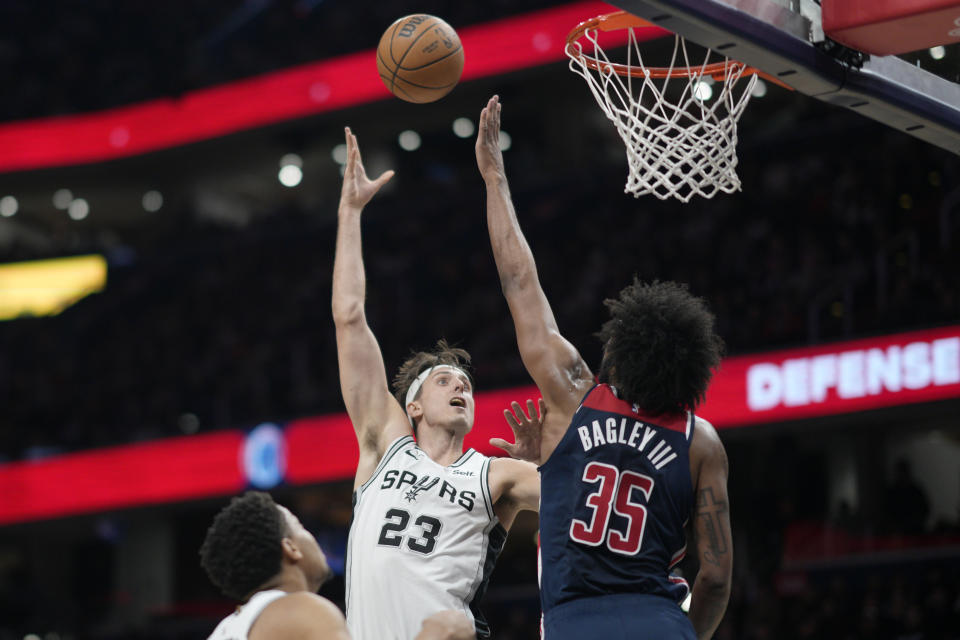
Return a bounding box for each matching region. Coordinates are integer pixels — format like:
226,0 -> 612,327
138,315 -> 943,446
376,14 -> 464,104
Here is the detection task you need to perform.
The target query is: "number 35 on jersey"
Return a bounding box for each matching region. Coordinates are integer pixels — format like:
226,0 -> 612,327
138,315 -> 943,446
570,461 -> 655,556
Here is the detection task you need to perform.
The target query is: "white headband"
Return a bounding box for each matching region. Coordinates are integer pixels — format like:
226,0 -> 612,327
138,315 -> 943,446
404,365 -> 470,424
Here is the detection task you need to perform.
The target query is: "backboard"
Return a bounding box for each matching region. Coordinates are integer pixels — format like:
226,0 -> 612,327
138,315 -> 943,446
606,0 -> 960,155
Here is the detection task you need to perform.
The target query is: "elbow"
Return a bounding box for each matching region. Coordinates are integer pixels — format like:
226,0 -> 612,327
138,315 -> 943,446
332,300 -> 365,327
498,264 -> 536,293
696,567 -> 732,598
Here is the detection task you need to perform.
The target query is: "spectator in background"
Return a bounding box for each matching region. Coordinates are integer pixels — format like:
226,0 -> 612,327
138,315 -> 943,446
831,499 -> 862,533
885,458 -> 931,535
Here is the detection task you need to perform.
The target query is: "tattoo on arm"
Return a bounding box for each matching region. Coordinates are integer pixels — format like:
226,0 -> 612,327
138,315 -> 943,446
696,487 -> 729,567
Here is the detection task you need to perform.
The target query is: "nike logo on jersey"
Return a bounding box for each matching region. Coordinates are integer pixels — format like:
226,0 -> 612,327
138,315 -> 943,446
577,417 -> 679,470
381,469 -> 476,511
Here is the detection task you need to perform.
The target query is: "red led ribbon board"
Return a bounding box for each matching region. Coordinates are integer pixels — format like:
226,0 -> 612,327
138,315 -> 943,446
0,2 -> 647,173
284,385 -> 541,484
822,0 -> 960,55
0,431 -> 246,525
701,325 -> 960,427
1,328 -> 956,524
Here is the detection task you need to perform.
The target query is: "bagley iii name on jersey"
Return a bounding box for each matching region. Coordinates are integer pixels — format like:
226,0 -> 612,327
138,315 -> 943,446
576,417 -> 680,470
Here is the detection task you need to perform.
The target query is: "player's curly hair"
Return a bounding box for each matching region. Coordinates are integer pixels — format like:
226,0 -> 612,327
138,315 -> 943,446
597,279 -> 723,416
393,338 -> 474,406
199,491 -> 288,601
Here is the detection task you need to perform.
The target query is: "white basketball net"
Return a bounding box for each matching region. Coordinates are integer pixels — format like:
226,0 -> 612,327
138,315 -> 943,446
567,25 -> 759,202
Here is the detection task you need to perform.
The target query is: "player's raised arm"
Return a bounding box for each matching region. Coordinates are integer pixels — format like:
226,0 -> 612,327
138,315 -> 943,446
332,127 -> 411,487
687,418 -> 733,640
475,95 -> 593,463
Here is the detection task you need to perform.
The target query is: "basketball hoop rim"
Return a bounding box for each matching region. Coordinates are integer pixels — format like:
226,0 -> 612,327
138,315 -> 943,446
566,11 -> 791,88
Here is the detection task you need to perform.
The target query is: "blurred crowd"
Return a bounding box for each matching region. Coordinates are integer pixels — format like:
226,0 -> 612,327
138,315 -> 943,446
0,107 -> 957,460
488,565 -> 960,640
0,0 -> 559,123
1,4 -> 959,640
719,565 -> 960,640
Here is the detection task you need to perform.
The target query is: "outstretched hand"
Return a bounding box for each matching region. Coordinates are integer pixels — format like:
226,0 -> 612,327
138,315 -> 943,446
475,95 -> 505,182
340,127 -> 394,210
490,398 -> 545,463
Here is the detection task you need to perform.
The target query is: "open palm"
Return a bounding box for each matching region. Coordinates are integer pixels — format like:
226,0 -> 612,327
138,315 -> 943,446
475,95 -> 505,182
491,398 -> 545,463
340,127 -> 394,209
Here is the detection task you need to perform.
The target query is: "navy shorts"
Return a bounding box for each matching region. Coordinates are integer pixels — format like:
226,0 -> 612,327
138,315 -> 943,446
543,593 -> 696,640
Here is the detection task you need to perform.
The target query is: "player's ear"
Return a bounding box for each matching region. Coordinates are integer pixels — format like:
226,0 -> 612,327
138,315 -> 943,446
281,537 -> 303,562
407,401 -> 423,421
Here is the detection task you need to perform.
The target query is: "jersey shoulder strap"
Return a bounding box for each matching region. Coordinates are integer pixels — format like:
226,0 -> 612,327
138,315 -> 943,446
356,435 -> 415,500
208,589 -> 286,640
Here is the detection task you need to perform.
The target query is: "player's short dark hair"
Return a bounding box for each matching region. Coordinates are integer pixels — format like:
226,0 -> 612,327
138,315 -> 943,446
199,491 -> 288,601
597,279 -> 723,415
393,339 -> 474,406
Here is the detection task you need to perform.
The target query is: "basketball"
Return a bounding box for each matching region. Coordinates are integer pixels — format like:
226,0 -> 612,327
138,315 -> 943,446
376,14 -> 464,104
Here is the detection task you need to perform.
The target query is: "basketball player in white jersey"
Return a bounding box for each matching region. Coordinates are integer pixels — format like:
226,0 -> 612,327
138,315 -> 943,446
333,127 -> 541,640
201,491 -> 476,640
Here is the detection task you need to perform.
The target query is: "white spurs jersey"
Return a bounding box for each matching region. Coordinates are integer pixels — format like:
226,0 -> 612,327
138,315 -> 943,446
207,589 -> 286,640
346,436 -> 506,640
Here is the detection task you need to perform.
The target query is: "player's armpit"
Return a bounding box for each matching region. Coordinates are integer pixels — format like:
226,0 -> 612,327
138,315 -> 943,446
249,592 -> 351,640
517,329 -> 593,416
518,334 -> 596,464
688,419 -> 732,640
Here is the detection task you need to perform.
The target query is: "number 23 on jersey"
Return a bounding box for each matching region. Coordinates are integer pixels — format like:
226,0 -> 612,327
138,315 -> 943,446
378,508 -> 443,554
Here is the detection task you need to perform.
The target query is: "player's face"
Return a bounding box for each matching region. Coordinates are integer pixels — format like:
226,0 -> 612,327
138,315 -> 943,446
278,505 -> 331,592
418,369 -> 475,431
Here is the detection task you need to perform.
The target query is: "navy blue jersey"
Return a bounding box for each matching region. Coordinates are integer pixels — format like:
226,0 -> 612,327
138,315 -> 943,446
538,384 -> 694,614
542,593 -> 695,640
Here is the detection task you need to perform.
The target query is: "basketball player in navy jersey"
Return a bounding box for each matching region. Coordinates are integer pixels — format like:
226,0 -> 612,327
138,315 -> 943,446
475,95 -> 732,640
200,491 -> 475,640
333,127 -> 540,640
